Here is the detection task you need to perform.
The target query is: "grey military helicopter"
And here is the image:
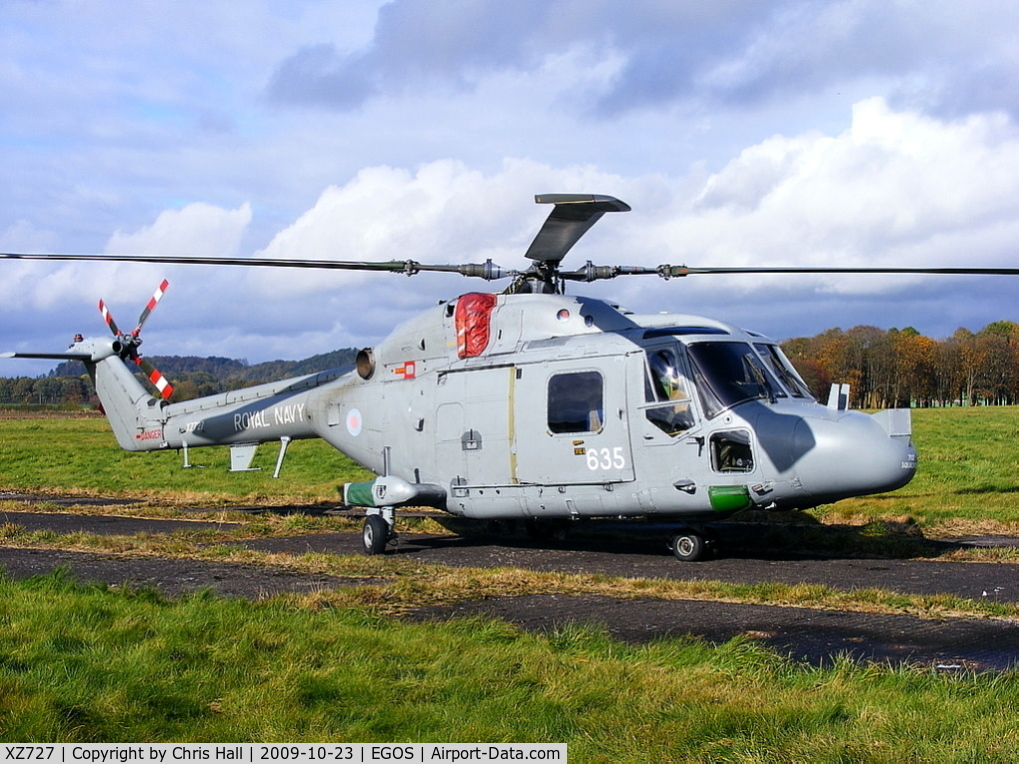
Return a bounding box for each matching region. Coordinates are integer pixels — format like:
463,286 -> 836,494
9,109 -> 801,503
4,194 -> 1016,560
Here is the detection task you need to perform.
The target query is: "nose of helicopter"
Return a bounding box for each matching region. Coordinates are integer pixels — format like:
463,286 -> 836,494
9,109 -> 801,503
792,409 -> 917,502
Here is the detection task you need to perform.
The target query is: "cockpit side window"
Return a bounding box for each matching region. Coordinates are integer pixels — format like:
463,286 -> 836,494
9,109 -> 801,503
643,347 -> 696,436
648,349 -> 686,402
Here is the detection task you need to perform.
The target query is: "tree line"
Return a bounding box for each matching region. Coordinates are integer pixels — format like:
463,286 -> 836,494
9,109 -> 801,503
780,321 -> 1019,408
0,349 -> 358,407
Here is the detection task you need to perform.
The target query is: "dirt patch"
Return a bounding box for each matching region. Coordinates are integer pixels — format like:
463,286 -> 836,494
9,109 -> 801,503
0,492 -> 141,507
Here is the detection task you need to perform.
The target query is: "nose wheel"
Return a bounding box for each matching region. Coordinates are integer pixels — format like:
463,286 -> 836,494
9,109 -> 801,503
669,528 -> 712,562
362,509 -> 396,555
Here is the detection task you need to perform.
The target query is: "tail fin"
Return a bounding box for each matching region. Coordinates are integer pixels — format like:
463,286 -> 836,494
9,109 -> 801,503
88,280 -> 175,448
89,352 -> 167,451
5,282 -> 175,450
3,336 -> 168,451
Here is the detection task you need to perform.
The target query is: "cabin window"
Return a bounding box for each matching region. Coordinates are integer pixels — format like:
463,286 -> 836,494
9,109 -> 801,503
643,348 -> 696,436
548,371 -> 604,433
711,430 -> 755,473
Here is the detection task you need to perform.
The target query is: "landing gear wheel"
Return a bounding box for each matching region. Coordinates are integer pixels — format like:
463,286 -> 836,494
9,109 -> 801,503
670,531 -> 707,562
362,514 -> 390,556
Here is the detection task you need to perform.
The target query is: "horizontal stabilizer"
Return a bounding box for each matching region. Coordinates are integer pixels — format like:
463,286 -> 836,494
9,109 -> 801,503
3,337 -> 124,364
1,351 -> 92,361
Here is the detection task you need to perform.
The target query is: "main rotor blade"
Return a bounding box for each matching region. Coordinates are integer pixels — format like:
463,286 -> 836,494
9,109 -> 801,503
1,351 -> 92,361
556,262 -> 1019,283
657,265 -> 1019,277
0,252 -> 516,279
4,251 -> 1016,281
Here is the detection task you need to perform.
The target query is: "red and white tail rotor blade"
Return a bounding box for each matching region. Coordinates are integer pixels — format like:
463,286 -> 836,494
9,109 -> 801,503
134,279 -> 169,336
137,357 -> 174,400
98,299 -> 123,337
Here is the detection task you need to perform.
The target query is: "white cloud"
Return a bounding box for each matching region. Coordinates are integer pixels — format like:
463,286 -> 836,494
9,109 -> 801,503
0,219 -> 57,253
114,98 -> 1019,351
249,158 -> 637,295
106,202 -> 252,258
0,202 -> 252,335
660,98 -> 1019,277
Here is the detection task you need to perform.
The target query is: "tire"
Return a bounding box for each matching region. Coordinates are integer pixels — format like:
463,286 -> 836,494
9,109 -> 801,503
362,515 -> 389,555
670,531 -> 706,562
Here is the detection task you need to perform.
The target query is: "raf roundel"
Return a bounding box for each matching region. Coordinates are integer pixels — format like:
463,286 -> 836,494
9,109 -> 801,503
346,408 -> 363,437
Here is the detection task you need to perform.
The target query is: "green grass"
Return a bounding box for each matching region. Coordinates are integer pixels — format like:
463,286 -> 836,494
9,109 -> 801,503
818,407 -> 1019,530
0,414 -> 371,503
3,409 -> 1019,752
2,570 -> 1019,759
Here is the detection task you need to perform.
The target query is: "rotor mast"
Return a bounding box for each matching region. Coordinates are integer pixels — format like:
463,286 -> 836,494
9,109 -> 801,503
513,194 -> 632,293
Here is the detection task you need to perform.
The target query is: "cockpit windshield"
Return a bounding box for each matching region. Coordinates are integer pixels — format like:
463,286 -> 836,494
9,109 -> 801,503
754,343 -> 815,399
687,342 -> 782,418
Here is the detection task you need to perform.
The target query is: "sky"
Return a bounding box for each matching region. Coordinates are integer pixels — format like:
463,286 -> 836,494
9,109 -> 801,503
2,0 -> 1018,377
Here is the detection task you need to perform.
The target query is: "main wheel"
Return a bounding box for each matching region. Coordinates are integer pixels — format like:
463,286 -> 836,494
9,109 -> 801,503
362,515 -> 390,555
670,531 -> 707,562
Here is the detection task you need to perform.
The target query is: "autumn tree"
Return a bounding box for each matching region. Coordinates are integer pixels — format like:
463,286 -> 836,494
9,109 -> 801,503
781,320 -> 1019,407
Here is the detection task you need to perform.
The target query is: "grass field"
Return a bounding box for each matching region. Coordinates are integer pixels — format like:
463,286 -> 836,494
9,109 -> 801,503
2,571 -> 1018,759
819,406 -> 1019,531
1,408 -> 1019,755
0,413 -> 372,504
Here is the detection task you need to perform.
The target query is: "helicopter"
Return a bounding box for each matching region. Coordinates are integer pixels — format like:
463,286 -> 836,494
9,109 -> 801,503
4,193 -> 1017,561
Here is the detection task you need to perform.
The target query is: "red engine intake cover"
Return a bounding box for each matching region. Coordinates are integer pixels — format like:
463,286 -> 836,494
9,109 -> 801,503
455,292 -> 498,358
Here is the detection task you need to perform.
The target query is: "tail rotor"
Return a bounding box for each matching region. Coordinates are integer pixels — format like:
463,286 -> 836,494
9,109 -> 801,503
98,279 -> 175,400
134,278 -> 168,337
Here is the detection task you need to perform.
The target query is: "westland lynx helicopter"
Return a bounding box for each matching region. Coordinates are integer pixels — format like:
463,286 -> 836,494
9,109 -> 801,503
4,194 -> 1017,560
